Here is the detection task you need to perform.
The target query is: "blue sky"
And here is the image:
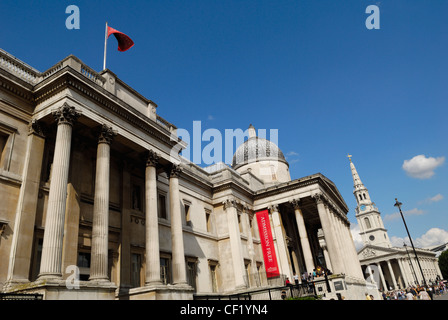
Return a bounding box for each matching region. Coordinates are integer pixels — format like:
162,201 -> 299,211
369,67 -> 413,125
1,0 -> 447,249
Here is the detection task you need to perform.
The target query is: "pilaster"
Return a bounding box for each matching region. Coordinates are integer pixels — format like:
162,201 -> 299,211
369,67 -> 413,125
223,198 -> 246,289
6,120 -> 46,286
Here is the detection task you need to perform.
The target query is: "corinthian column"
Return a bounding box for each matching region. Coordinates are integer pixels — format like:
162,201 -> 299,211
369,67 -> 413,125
89,125 -> 116,282
269,204 -> 293,280
145,150 -> 161,285
312,192 -> 343,274
290,199 -> 314,274
169,164 -> 187,286
38,104 -> 81,280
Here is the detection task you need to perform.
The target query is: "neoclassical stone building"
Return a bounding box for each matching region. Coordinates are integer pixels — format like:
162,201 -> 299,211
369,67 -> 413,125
349,156 -> 443,291
0,48 -> 370,299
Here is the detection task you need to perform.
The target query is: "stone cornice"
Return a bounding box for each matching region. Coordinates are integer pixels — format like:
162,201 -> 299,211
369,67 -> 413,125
0,68 -> 35,102
32,70 -> 182,149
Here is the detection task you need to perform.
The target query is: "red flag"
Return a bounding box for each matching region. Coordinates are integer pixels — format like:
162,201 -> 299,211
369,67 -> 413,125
107,26 -> 134,52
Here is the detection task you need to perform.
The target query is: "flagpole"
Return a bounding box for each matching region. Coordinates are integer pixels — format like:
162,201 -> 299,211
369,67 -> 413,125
103,22 -> 108,70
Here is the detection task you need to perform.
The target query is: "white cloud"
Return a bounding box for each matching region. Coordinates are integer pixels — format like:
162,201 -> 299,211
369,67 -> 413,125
350,223 -> 364,251
383,207 -> 425,221
390,228 -> 448,249
286,151 -> 299,164
419,193 -> 444,204
402,154 -> 445,179
428,193 -> 443,203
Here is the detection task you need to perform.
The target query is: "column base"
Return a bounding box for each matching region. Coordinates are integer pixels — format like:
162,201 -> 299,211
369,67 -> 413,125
37,273 -> 63,281
88,276 -> 110,282
118,284 -> 194,300
145,280 -> 163,286
3,279 -> 117,300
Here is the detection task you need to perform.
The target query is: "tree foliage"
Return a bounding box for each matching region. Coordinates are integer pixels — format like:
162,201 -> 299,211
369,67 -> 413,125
439,250 -> 448,280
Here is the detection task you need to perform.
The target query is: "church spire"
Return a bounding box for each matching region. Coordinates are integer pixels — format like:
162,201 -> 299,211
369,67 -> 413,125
348,154 -> 364,190
348,155 -> 391,248
347,155 -> 372,207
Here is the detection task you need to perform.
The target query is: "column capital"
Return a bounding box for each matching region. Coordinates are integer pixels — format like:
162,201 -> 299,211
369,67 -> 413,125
146,149 -> 159,167
168,163 -> 182,178
241,204 -> 251,214
311,192 -> 326,205
268,204 -> 279,213
223,198 -> 238,210
28,119 -> 46,138
289,198 -> 302,210
98,124 -> 117,145
52,103 -> 81,126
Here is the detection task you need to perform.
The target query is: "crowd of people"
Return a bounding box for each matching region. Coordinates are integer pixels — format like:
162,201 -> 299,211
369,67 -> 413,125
369,282 -> 447,300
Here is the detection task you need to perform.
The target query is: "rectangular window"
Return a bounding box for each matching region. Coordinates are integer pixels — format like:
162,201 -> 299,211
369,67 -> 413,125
0,131 -> 8,161
160,256 -> 171,285
132,185 -> 142,211
249,217 -> 255,237
238,214 -> 243,233
209,263 -> 218,293
131,253 -> 142,287
245,261 -> 251,287
31,238 -> 43,281
0,130 -> 12,171
77,252 -> 91,281
205,209 -> 212,233
158,194 -> 167,219
256,263 -> 263,287
184,203 -> 191,226
187,259 -> 197,292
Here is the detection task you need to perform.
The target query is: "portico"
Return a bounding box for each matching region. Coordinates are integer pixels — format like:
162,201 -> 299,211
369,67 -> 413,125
0,49 -> 372,300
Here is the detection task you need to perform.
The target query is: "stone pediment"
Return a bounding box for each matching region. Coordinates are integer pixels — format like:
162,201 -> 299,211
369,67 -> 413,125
357,244 -> 401,261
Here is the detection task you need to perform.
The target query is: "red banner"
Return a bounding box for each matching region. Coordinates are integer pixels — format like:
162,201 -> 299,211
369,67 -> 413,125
256,210 -> 280,278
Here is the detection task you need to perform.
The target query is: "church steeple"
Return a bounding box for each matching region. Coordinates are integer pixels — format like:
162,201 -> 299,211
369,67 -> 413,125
348,154 -> 372,207
348,155 -> 391,248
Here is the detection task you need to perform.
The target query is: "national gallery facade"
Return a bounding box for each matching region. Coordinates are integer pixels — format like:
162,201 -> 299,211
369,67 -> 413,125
0,49 -> 374,299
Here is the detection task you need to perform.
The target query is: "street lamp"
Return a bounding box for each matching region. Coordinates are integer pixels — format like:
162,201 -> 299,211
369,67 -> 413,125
394,198 -> 427,287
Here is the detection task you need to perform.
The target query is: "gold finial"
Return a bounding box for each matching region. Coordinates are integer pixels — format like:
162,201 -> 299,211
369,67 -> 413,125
347,154 -> 352,162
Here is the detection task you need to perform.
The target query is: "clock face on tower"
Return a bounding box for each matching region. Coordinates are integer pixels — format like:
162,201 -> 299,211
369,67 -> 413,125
360,205 -> 366,211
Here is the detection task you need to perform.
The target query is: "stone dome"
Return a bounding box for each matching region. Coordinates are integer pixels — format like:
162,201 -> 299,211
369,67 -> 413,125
231,126 -> 288,170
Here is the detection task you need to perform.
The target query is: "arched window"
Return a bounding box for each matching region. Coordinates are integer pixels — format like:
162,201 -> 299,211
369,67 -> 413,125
363,193 -> 367,200
359,194 -> 363,201
364,217 -> 371,229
